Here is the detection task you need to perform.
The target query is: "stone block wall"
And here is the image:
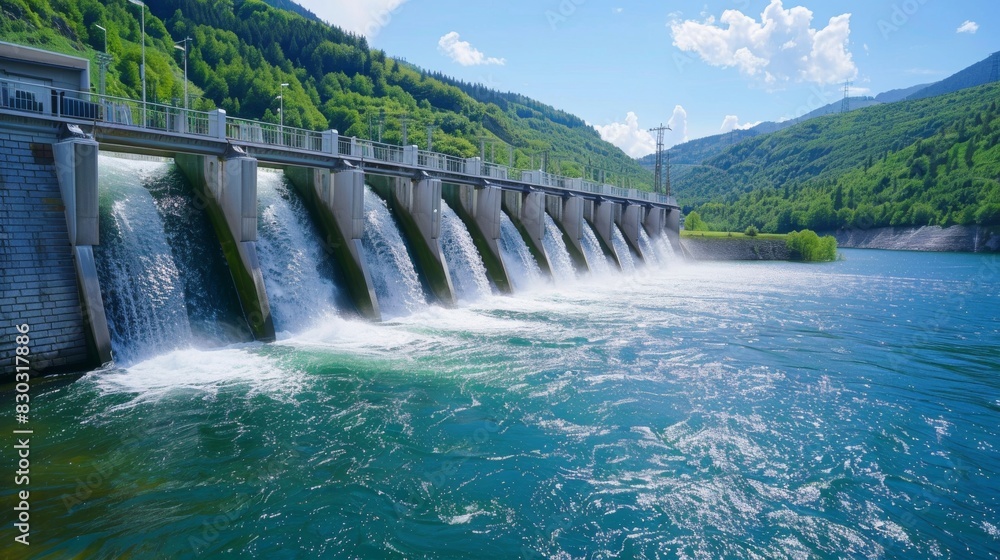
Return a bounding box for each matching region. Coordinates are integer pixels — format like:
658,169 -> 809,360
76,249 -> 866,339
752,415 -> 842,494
0,130 -> 89,374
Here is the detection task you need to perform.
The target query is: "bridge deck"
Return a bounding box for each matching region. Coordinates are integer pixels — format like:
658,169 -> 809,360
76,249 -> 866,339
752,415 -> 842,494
0,78 -> 677,209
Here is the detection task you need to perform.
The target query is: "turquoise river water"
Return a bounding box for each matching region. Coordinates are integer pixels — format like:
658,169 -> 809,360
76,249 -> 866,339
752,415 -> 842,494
2,159 -> 999,559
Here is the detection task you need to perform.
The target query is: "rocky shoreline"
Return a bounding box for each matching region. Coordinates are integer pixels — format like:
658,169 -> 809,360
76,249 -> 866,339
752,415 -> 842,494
830,225 -> 1000,253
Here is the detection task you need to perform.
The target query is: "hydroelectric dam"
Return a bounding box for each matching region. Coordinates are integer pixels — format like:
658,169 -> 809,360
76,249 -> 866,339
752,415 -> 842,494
0,45 -> 680,374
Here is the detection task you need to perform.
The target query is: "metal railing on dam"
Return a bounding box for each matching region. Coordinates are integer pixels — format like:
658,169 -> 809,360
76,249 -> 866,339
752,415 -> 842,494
0,78 -> 676,209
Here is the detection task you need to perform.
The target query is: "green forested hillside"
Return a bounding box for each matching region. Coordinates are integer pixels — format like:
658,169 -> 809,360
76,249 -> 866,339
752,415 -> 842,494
0,0 -> 653,186
678,83 -> 1000,232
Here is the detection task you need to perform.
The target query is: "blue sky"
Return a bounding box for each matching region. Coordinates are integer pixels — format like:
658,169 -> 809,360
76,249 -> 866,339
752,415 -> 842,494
295,0 -> 998,157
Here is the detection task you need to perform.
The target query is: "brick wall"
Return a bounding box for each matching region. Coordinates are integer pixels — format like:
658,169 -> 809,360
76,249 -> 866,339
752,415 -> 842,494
0,131 -> 90,374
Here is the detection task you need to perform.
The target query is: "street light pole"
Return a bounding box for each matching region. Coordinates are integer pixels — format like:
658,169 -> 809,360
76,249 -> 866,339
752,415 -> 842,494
94,24 -> 111,96
95,24 -> 107,54
128,0 -> 146,125
173,38 -> 190,110
278,82 -> 288,144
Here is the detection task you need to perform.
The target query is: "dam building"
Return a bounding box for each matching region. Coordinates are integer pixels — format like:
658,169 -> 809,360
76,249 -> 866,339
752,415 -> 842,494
0,42 -> 680,374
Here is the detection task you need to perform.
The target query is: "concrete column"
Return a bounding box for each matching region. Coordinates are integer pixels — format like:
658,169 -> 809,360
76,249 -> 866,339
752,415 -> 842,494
584,199 -> 622,270
465,157 -> 481,177
443,183 -> 513,293
175,151 -> 275,340
208,108 -> 227,140
322,130 -> 339,155
53,132 -> 112,364
369,175 -> 455,306
616,203 -> 646,263
501,190 -> 553,277
545,194 -> 589,273
665,208 -> 682,253
289,167 -> 380,320
403,145 -> 418,166
643,207 -> 665,239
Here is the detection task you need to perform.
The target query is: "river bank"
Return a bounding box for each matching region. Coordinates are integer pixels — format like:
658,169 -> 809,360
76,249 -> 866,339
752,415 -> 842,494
679,234 -> 791,261
831,225 -> 1000,252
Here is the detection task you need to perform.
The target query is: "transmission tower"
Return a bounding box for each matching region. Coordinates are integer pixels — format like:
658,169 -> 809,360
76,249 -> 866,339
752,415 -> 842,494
648,123 -> 671,194
96,53 -> 113,96
841,81 -> 852,113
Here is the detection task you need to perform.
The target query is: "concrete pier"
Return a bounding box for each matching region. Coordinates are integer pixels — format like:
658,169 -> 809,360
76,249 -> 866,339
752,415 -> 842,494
665,208 -> 682,252
643,206 -> 665,239
368,174 -> 456,306
546,194 -> 590,273
175,150 -> 275,340
285,166 -> 381,321
584,199 -> 622,270
616,203 -> 646,263
52,128 -> 113,364
501,190 -> 553,277
442,183 -> 513,293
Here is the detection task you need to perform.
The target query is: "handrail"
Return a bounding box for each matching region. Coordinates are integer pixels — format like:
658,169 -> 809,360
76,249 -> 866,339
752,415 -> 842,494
0,77 -> 674,206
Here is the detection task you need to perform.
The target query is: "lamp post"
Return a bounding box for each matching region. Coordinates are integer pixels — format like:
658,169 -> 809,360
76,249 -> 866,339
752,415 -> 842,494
173,37 -> 190,110
94,24 -> 111,96
128,0 -> 146,125
278,82 -> 288,144
95,24 -> 107,54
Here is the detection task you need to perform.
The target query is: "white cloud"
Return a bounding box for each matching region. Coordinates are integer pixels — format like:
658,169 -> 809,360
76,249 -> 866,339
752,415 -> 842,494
667,105 -> 689,145
720,115 -> 760,133
670,0 -> 857,87
595,107 -> 689,158
438,32 -> 505,66
594,112 -> 656,158
957,20 -> 979,34
293,0 -> 409,38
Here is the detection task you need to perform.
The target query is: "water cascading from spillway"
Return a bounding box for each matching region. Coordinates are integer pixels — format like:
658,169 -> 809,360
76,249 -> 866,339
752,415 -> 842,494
361,186 -> 427,318
440,200 -> 492,301
95,155 -> 193,365
499,213 -> 544,291
611,226 -> 637,274
144,164 -> 251,347
581,222 -> 615,277
542,214 -> 576,281
255,170 -> 341,333
637,228 -> 659,267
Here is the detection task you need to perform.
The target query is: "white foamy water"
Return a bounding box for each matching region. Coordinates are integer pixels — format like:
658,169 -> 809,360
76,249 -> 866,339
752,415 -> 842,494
499,212 -> 544,291
256,170 -> 340,333
361,186 -> 427,318
97,156 -> 191,365
440,200 -> 492,301
612,225 -> 637,274
543,213 -> 576,281
581,221 -> 615,277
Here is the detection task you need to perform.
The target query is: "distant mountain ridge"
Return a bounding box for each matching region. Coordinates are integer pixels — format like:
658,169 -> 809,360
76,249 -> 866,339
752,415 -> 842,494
646,51 -> 1000,176
906,51 -> 1000,100
260,0 -> 323,23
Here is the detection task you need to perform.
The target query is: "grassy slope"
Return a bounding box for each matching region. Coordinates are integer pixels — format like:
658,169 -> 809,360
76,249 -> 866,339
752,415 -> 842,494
675,82 -> 1000,232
